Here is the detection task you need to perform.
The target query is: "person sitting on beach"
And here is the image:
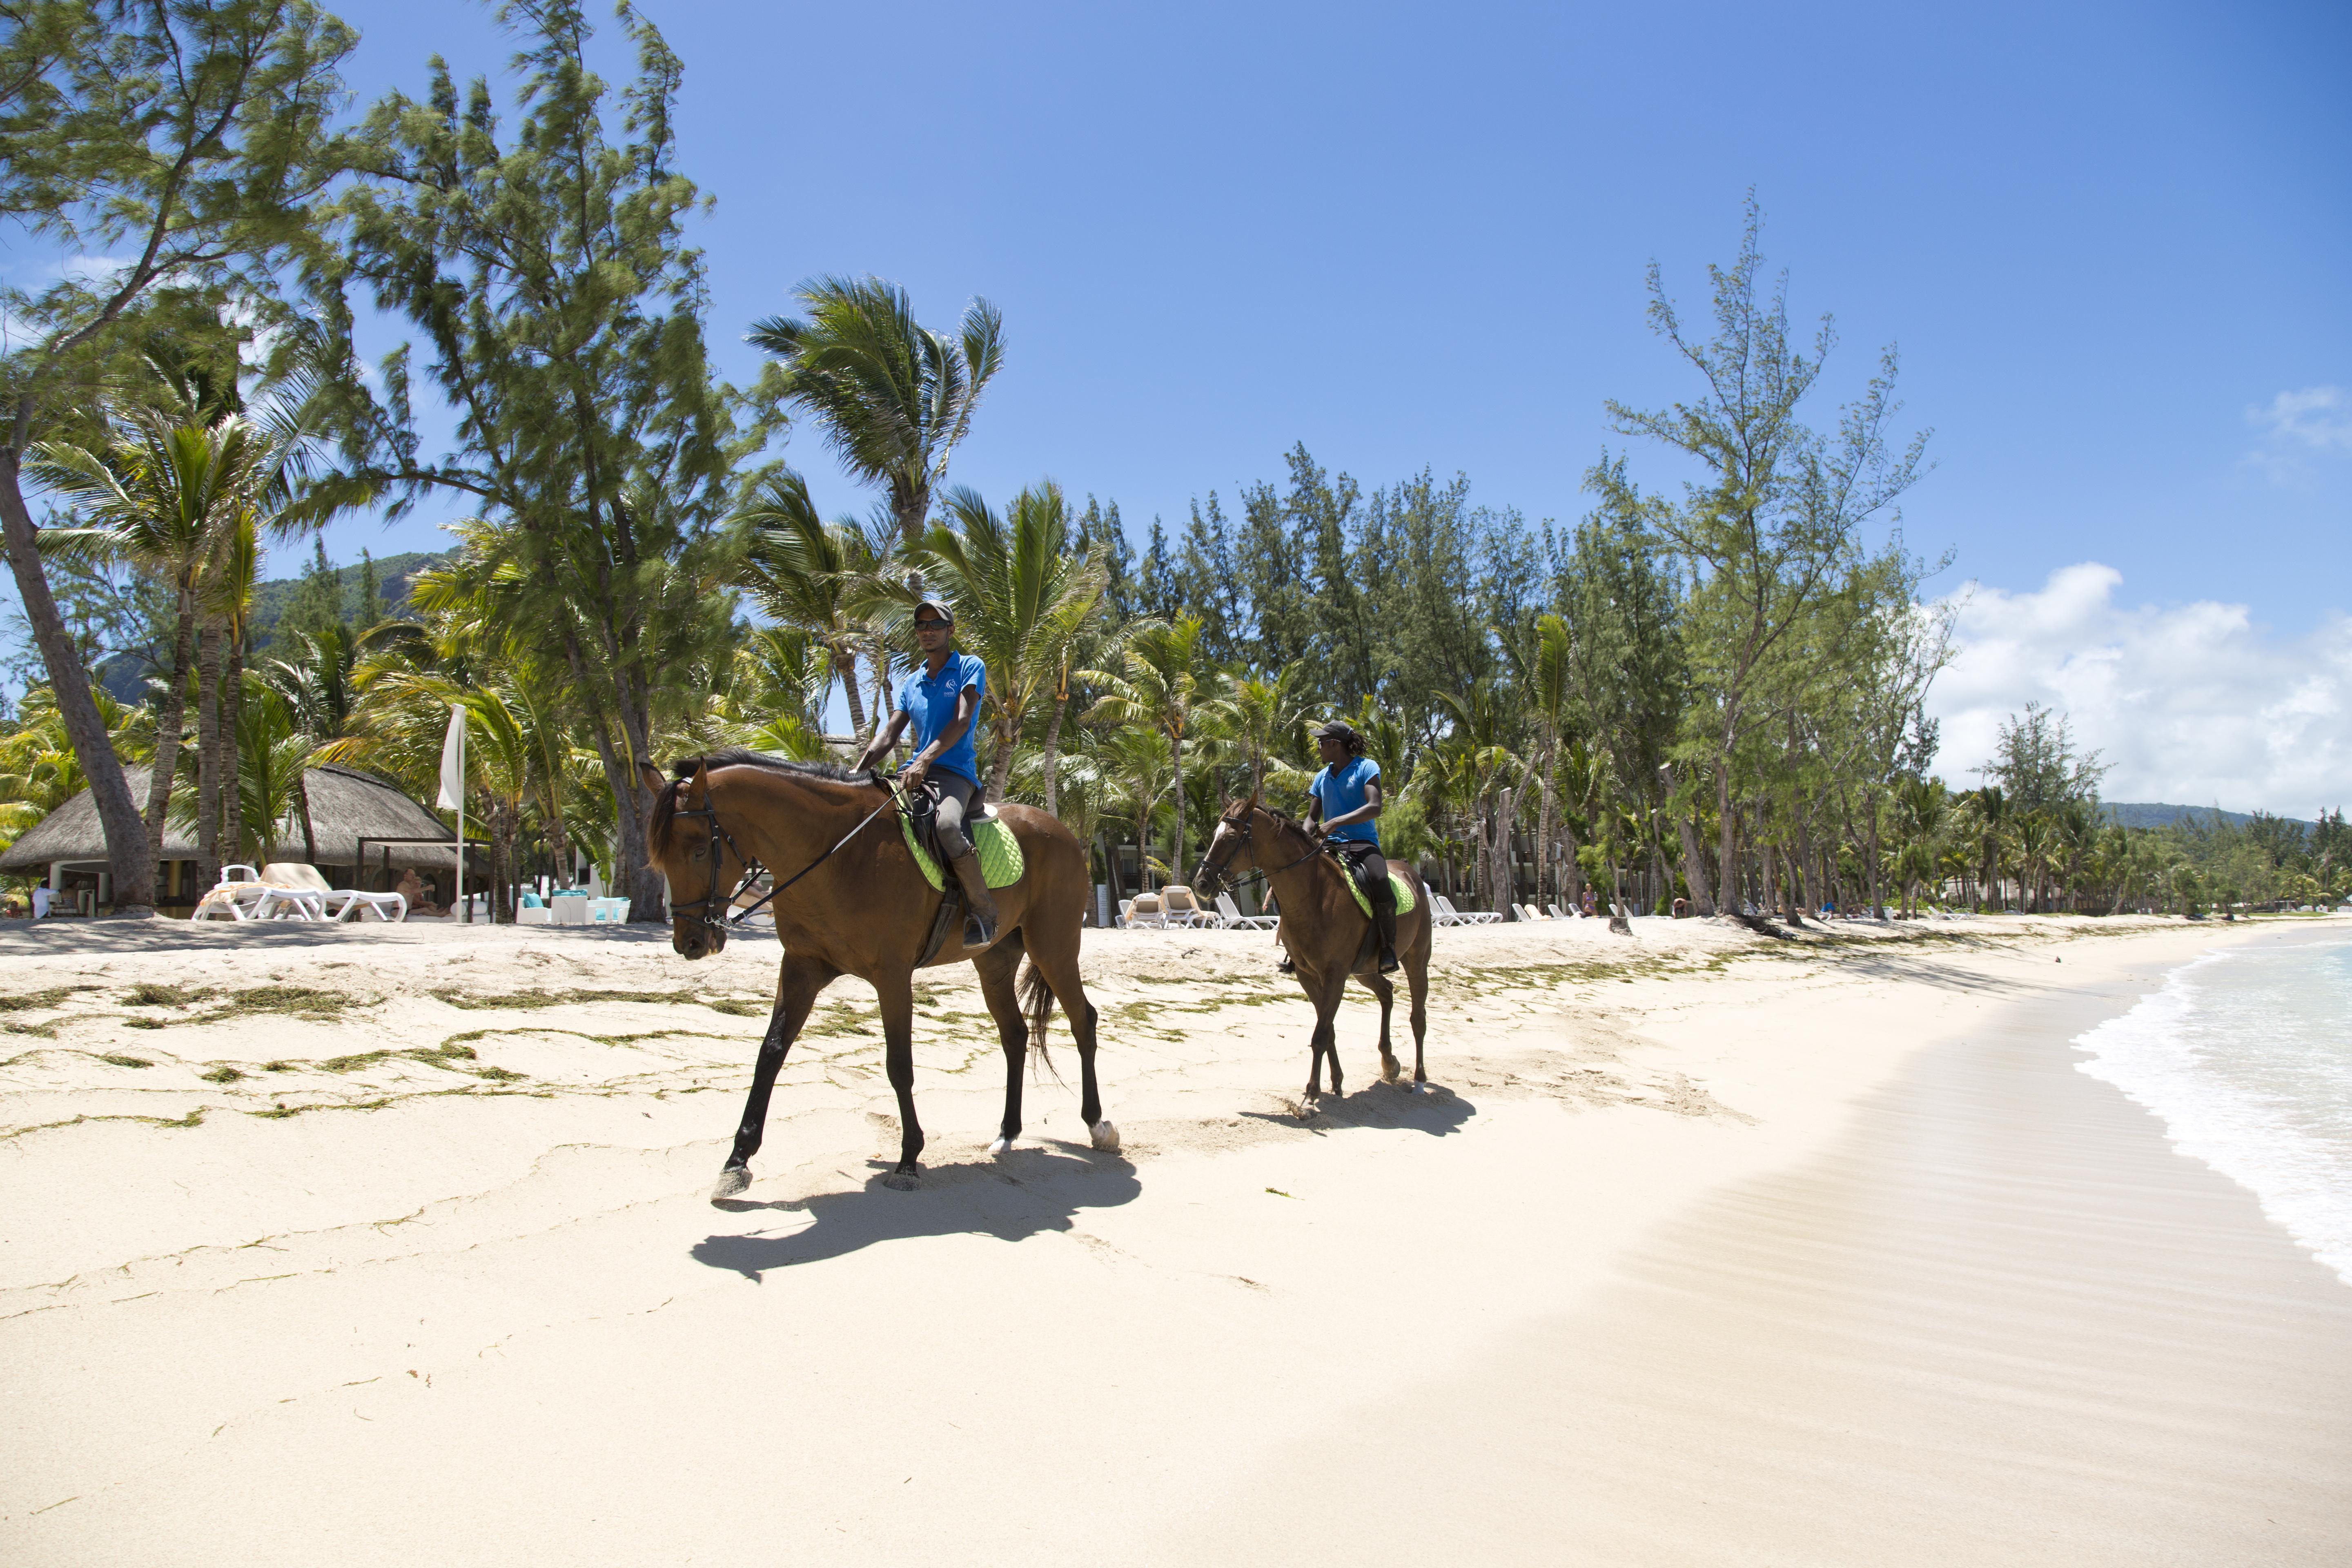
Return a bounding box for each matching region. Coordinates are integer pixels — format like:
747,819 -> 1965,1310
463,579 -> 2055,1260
396,869 -> 446,918
854,595 -> 998,948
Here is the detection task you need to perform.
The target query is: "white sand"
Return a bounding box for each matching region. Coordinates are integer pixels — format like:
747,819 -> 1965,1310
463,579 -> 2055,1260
1,911 -> 2343,1564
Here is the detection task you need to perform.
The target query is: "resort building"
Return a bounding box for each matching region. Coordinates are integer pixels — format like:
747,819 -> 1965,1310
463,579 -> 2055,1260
0,764 -> 459,916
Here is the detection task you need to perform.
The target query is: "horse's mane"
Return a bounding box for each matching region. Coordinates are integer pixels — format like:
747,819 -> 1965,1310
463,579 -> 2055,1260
648,750 -> 875,856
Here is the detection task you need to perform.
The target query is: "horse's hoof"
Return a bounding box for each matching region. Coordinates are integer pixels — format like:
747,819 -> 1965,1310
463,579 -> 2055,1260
883,1169 -> 922,1192
989,1136 -> 1013,1158
710,1167 -> 751,1203
1381,1060 -> 1401,1083
1089,1119 -> 1121,1153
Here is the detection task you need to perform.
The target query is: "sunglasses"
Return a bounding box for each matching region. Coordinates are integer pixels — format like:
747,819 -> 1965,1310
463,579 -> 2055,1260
913,617 -> 951,631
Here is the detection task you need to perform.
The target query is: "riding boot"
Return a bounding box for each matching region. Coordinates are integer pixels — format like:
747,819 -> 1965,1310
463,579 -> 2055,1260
949,848 -> 999,947
1374,902 -> 1400,973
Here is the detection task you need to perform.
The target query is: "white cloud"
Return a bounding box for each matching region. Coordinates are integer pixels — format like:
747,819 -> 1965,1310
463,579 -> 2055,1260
2250,385 -> 2352,451
2245,385 -> 2352,483
1926,563 -> 2352,819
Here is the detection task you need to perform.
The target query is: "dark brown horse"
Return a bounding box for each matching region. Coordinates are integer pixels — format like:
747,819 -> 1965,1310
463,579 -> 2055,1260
640,751 -> 1116,1200
1195,797 -> 1432,1105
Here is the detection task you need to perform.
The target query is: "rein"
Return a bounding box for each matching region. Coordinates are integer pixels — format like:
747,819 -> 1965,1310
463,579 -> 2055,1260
1202,809 -> 1332,897
668,772 -> 898,937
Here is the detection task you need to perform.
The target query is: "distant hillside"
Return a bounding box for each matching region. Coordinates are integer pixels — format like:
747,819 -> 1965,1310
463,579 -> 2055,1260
248,550 -> 446,642
2102,802 -> 2314,831
91,550 -> 446,704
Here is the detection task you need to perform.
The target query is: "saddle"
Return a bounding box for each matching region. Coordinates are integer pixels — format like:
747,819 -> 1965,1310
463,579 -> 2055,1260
890,779 -> 1023,966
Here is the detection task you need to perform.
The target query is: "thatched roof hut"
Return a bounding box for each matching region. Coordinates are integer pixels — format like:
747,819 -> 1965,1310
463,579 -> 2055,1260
1,764 -> 458,906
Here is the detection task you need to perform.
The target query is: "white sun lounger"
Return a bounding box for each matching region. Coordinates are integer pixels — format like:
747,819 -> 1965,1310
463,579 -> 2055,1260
1434,895 -> 1501,926
1216,891 -> 1278,930
256,863 -> 405,922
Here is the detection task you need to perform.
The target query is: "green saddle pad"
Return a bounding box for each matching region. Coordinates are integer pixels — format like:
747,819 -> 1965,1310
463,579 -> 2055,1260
900,812 -> 1025,891
1346,869 -> 1417,918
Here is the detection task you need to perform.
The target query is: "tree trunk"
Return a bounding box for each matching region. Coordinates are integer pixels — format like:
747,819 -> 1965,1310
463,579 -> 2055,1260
987,705 -> 1016,802
1535,768 -> 1557,909
145,587 -> 197,865
834,647 -> 868,740
297,771 -> 318,866
195,620 -> 223,889
1040,690 -> 1069,817
0,456 -> 155,911
1866,793 -> 1884,919
1168,730 -> 1187,884
220,633 -> 246,869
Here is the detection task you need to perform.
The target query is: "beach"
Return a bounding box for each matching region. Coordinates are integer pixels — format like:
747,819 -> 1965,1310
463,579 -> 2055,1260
2,912 -> 2345,1564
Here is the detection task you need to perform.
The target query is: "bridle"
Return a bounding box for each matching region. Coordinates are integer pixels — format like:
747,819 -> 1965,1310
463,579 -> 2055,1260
665,765 -> 898,944
1198,804 -> 1328,898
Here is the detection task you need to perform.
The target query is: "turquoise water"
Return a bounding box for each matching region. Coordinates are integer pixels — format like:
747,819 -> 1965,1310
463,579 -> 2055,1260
2075,926 -> 2352,1286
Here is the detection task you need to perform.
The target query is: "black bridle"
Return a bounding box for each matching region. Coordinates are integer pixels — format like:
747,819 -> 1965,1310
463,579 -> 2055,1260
666,769 -> 898,943
1198,805 -> 1328,899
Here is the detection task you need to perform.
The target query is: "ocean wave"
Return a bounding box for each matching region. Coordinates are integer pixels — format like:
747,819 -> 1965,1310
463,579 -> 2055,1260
2075,938 -> 2352,1287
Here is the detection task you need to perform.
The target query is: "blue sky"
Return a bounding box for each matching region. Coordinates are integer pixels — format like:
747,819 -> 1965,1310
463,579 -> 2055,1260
313,0 -> 2348,622
19,1 -> 2352,809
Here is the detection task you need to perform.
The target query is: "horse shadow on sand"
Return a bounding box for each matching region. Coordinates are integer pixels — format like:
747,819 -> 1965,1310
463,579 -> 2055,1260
689,1140 -> 1139,1281
1238,1080 -> 1479,1140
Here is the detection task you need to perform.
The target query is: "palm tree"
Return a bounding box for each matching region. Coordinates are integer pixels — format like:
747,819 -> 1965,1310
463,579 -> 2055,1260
920,481 -> 1105,799
33,410 -> 256,867
1223,661 -> 1311,800
1083,615 -> 1230,885
746,277 -> 1004,563
1527,614 -> 1573,909
734,468 -> 880,737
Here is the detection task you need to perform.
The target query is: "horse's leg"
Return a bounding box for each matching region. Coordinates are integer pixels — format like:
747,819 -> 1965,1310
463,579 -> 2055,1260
712,953 -> 837,1202
875,970 -> 925,1189
973,939 -> 1028,1156
1356,966 -> 1401,1083
1303,971 -> 1345,1108
1024,915 -> 1117,1151
1409,938 -> 1430,1086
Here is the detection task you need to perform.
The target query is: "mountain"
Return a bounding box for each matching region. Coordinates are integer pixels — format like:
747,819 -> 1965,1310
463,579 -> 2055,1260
2102,802 -> 2314,831
247,550 -> 447,641
91,550 -> 447,704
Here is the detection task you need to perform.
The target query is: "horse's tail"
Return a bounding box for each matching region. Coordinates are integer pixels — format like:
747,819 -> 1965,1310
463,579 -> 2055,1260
1018,957 -> 1063,1081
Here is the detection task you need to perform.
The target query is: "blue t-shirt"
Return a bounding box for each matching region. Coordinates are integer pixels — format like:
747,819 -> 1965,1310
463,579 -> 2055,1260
1310,755 -> 1382,847
897,651 -> 987,786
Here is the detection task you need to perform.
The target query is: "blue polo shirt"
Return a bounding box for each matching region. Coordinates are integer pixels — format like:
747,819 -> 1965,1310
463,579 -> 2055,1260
898,651 -> 987,786
1310,755 -> 1382,847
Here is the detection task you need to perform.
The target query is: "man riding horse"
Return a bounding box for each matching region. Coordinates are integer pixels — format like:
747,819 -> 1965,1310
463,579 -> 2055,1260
1298,718 -> 1399,974
854,595 -> 997,949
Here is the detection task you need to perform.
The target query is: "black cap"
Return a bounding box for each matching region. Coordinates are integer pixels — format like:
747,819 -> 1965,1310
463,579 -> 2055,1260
914,597 -> 955,624
1311,719 -> 1359,742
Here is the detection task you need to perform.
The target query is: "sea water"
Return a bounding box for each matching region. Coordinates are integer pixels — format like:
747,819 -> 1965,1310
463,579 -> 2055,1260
2075,926 -> 2352,1286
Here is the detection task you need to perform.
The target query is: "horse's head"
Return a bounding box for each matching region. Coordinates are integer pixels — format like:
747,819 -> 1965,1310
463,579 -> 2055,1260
1195,795 -> 1265,900
640,758 -> 733,960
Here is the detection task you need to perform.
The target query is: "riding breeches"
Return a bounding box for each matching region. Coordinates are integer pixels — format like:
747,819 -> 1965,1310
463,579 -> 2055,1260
928,771 -> 980,861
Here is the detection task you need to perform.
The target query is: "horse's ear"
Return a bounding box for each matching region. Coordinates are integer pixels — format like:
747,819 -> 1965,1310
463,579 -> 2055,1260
636,760 -> 666,797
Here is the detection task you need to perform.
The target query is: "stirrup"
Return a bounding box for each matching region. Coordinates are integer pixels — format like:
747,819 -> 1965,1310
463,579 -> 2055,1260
1378,948 -> 1400,974
964,908 -> 998,947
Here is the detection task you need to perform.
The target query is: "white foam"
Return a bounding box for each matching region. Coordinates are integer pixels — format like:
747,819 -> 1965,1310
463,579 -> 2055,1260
2075,938 -> 2352,1286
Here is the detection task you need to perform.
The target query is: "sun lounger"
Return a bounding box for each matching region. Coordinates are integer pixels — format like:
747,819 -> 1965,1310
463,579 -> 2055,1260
1434,895 -> 1500,926
1216,891 -> 1278,930
192,865 -> 274,920
254,862 -> 406,923
1126,892 -> 1167,929
1158,886 -> 1218,929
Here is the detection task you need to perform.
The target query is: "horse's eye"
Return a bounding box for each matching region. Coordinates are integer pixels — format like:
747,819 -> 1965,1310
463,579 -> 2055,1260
690,848 -> 706,862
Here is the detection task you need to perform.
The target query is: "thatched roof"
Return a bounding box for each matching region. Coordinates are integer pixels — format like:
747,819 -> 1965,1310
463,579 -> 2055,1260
0,764 -> 456,873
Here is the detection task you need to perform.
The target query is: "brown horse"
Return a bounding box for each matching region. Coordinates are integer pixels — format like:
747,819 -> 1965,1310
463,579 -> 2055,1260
1194,797 -> 1432,1104
639,751 -> 1116,1200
